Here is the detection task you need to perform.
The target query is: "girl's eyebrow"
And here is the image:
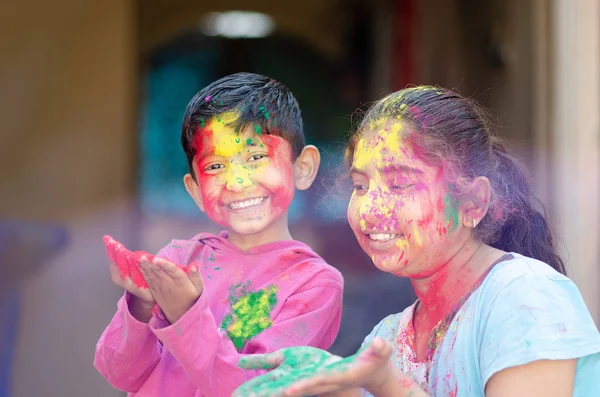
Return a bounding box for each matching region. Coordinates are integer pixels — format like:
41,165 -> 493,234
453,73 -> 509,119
380,163 -> 423,175
349,166 -> 366,175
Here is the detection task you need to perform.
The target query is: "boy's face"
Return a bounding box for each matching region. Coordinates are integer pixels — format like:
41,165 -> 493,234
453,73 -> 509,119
188,113 -> 296,236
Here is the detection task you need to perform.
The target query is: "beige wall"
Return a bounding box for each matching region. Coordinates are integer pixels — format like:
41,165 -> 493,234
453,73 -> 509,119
0,0 -> 136,221
1,0 -> 136,396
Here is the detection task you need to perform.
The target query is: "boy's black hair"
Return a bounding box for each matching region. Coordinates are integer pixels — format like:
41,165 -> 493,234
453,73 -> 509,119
181,72 -> 305,179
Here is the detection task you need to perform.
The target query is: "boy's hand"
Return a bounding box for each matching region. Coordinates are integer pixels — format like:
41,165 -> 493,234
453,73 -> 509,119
108,261 -> 154,304
138,257 -> 204,324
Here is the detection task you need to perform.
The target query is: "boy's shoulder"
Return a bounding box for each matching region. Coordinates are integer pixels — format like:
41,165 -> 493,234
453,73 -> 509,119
271,239 -> 344,286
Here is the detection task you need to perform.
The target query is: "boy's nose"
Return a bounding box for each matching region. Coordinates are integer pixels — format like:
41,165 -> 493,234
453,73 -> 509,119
225,168 -> 253,192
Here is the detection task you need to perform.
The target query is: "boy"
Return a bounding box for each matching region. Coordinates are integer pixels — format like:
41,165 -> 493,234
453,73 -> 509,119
94,73 -> 344,397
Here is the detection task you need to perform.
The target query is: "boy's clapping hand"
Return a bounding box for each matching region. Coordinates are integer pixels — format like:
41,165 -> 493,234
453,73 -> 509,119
138,257 -> 204,324
103,235 -> 204,324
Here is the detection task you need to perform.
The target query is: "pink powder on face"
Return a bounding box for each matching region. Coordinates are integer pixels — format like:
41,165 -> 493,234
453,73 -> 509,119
261,134 -> 295,212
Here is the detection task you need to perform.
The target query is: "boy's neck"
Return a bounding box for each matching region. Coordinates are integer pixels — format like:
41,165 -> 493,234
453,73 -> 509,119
410,240 -> 500,326
226,215 -> 293,251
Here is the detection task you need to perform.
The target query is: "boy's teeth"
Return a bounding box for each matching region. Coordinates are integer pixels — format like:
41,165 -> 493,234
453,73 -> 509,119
228,197 -> 265,209
369,233 -> 398,241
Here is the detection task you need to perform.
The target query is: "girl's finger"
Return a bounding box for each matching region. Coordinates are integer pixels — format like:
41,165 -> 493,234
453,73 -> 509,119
284,374 -> 343,397
354,337 -> 393,369
238,351 -> 284,370
231,370 -> 281,397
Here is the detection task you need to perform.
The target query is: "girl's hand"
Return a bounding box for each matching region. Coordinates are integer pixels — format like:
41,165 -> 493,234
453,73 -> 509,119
138,257 -> 204,324
233,338 -> 397,397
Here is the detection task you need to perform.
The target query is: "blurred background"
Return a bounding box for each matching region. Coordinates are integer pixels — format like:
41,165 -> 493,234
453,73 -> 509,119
1,0 -> 598,396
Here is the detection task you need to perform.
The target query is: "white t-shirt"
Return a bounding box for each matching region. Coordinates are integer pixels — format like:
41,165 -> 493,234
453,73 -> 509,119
362,254 -> 600,396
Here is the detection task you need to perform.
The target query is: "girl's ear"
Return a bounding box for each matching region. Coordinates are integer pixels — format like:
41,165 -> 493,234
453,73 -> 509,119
461,176 -> 492,227
294,145 -> 321,191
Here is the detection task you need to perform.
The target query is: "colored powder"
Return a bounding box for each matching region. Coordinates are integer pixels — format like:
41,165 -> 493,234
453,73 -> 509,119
254,124 -> 263,135
235,343 -> 373,395
259,106 -> 271,120
443,192 -> 459,231
246,138 -> 254,145
214,266 -> 220,271
221,285 -> 279,349
412,227 -> 423,247
209,111 -> 244,158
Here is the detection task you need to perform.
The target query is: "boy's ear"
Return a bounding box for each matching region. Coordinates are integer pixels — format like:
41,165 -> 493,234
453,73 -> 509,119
294,145 -> 320,191
184,173 -> 205,212
460,176 -> 491,228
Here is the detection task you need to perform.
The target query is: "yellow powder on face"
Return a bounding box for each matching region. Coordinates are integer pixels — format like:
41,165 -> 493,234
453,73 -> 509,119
412,227 -> 423,247
209,111 -> 244,158
352,121 -> 404,171
395,237 -> 409,250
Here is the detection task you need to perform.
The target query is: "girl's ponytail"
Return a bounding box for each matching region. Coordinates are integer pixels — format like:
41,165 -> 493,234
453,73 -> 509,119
486,140 -> 566,274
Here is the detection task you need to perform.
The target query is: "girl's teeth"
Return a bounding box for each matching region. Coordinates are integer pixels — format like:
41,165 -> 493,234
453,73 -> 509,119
229,197 -> 265,209
369,233 -> 398,241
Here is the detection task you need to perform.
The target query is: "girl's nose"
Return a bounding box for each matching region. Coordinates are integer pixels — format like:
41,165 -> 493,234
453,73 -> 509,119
359,188 -> 394,224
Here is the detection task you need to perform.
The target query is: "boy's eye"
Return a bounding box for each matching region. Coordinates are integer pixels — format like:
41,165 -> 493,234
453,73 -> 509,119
204,164 -> 225,171
248,154 -> 267,162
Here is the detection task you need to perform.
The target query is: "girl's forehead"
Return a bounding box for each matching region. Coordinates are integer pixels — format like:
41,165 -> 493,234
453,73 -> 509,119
352,124 -> 415,169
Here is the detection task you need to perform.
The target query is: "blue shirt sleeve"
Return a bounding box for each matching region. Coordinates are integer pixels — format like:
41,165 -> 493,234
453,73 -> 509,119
478,274 -> 600,386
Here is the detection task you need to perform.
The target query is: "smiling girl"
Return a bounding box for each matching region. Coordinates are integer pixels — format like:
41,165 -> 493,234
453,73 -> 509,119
234,86 -> 600,397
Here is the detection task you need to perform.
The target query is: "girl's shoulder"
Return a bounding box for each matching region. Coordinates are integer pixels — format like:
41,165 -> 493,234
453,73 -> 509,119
480,253 -> 572,296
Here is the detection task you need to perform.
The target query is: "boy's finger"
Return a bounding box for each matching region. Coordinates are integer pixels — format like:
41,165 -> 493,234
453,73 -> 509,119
238,351 -> 284,370
187,265 -> 204,294
153,257 -> 183,278
139,260 -> 159,287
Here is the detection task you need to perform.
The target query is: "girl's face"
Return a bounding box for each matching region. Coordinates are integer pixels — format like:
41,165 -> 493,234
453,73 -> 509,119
347,122 -> 466,277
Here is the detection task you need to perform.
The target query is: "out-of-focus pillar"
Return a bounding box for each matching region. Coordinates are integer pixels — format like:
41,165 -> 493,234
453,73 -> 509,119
547,0 -> 600,324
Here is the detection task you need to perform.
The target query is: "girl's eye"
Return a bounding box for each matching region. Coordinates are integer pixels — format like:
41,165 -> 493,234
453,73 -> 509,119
204,164 -> 225,171
391,183 -> 414,190
248,154 -> 267,162
353,184 -> 368,193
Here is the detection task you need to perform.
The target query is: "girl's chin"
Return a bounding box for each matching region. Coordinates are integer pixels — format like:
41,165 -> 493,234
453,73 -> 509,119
371,252 -> 408,274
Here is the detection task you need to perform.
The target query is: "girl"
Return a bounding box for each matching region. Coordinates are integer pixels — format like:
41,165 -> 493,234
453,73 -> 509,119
233,86 -> 600,397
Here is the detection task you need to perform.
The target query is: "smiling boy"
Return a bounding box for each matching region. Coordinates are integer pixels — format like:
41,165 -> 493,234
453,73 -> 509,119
94,73 -> 344,397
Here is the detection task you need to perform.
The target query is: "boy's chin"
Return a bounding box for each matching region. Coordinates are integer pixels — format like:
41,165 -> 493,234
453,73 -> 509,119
225,217 -> 273,236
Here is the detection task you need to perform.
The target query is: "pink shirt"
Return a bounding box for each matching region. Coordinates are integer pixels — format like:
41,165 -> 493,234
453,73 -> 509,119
94,231 -> 344,396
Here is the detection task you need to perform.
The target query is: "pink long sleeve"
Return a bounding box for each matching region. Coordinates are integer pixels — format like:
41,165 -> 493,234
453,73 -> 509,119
151,276 -> 342,397
94,293 -> 163,392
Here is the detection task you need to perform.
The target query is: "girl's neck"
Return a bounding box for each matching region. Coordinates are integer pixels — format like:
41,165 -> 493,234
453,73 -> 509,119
410,240 -> 502,325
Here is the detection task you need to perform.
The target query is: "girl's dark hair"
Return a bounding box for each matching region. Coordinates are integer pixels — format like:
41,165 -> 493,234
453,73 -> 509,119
181,72 -> 305,179
346,86 -> 566,274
